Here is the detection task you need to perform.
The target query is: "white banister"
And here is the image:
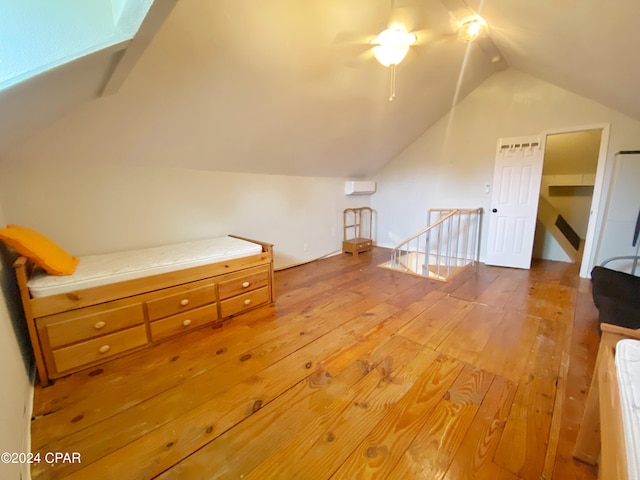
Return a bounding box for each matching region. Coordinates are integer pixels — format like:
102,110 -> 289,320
388,208 -> 482,281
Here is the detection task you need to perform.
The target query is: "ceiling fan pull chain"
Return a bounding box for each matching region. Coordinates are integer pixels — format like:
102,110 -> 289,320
389,64 -> 396,101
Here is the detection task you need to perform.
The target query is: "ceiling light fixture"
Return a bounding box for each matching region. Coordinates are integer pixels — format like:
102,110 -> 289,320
371,28 -> 416,67
457,18 -> 485,43
371,27 -> 416,101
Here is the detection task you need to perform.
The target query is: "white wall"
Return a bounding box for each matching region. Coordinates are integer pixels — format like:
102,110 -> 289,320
0,160 -> 371,270
540,183 -> 594,238
0,200 -> 33,480
532,221 -> 572,263
372,69 -> 640,271
532,184 -> 592,263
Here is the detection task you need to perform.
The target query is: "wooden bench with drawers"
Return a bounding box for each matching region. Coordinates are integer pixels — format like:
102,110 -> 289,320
13,236 -> 274,386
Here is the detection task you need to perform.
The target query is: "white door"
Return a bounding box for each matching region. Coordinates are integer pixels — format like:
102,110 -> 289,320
485,136 -> 544,269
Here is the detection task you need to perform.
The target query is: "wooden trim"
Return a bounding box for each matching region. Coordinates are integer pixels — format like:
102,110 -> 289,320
229,235 -> 275,303
30,252 -> 271,318
598,344 -> 628,480
228,234 -> 273,253
574,323 -> 640,472
600,323 -> 640,340
13,256 -> 50,386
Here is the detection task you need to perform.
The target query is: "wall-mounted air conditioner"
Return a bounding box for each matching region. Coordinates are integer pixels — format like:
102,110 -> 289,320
344,181 -> 376,195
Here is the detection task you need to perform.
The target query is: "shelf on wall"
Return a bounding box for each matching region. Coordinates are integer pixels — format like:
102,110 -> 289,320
543,174 -> 596,187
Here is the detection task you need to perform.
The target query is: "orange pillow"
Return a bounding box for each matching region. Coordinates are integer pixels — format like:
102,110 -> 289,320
0,224 -> 79,275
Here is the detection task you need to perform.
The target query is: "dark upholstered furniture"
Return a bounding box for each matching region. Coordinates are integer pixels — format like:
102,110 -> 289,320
591,257 -> 640,330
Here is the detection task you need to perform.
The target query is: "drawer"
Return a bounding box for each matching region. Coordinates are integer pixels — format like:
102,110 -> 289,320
52,325 -> 148,373
217,266 -> 270,300
41,303 -> 145,349
146,284 -> 216,321
149,303 -> 218,342
219,286 -> 270,318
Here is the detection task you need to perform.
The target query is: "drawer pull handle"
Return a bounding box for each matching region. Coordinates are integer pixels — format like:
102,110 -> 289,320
182,319 -> 192,327
94,321 -> 106,330
180,299 -> 190,306
242,281 -> 250,288
98,345 -> 111,354
244,299 -> 251,306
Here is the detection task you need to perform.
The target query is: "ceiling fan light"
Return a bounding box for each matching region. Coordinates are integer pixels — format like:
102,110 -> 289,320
372,43 -> 409,67
371,28 -> 416,67
458,18 -> 484,43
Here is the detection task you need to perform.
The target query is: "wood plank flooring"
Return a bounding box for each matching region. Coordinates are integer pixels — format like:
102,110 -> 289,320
30,247 -> 600,479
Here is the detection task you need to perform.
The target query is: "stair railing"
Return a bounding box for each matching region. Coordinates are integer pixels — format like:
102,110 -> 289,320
390,208 -> 482,280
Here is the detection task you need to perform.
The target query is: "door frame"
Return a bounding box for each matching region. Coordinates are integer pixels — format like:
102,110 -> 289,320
539,123 -> 611,278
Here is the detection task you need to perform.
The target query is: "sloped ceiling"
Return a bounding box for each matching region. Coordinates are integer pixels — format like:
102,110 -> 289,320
1,0 -> 640,178
481,0 -> 640,120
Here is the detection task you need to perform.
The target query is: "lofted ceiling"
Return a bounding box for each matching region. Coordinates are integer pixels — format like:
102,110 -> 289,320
1,0 -> 639,178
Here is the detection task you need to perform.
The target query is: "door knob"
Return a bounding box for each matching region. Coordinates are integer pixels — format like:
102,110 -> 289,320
492,208 -> 498,213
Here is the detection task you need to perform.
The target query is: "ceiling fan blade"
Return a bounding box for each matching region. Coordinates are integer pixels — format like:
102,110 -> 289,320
333,31 -> 375,46
343,48 -> 376,68
337,43 -> 375,58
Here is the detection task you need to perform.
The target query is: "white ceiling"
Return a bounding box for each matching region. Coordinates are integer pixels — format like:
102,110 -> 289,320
480,0 -> 640,120
1,0 -> 639,178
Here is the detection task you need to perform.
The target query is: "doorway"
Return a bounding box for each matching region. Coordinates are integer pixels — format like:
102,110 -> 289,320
534,125 -> 610,278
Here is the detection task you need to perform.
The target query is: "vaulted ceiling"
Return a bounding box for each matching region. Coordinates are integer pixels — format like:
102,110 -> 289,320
1,0 -> 639,178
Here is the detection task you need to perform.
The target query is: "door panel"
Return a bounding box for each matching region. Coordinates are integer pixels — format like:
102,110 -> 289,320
486,136 -> 544,269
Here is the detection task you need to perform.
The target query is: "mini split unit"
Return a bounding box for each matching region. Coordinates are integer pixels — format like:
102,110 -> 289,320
344,181 -> 377,195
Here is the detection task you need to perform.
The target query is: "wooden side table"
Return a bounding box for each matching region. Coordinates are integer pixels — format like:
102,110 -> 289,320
343,207 -> 373,255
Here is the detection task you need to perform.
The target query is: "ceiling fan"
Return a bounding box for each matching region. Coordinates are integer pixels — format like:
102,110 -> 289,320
440,0 -> 507,69
335,0 -> 507,100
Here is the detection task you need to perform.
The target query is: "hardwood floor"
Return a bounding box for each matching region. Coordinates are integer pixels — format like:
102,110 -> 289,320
30,247 -> 600,479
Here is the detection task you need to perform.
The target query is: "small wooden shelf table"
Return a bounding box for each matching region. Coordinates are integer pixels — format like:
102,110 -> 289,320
342,207 -> 373,255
